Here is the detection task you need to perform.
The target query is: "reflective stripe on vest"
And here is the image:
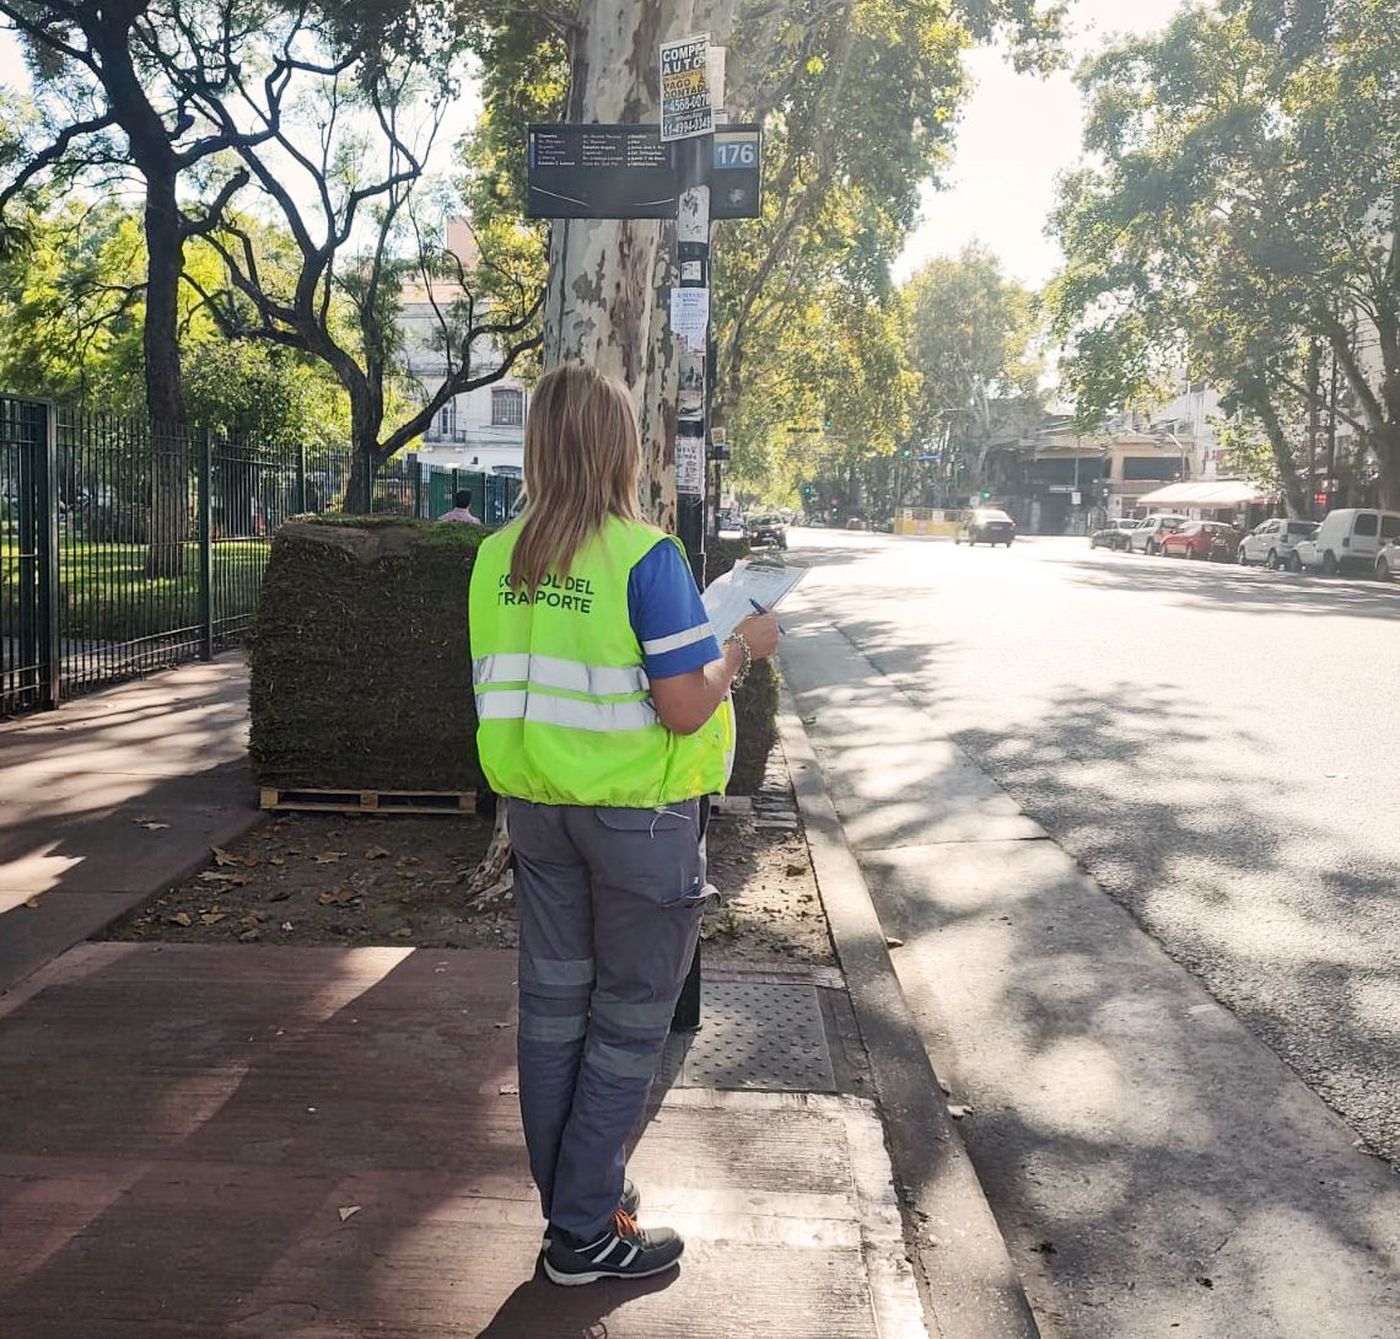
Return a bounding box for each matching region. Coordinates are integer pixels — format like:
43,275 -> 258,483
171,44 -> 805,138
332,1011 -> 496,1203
473,653 -> 650,698
475,690 -> 660,733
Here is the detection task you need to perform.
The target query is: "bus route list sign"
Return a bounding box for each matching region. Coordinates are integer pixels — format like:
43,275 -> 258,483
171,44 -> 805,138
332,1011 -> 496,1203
526,125 -> 677,220
660,33 -> 713,141
526,124 -> 762,221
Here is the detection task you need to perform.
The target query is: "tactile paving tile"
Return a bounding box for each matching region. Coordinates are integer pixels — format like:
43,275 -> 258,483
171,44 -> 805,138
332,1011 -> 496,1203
667,979 -> 837,1092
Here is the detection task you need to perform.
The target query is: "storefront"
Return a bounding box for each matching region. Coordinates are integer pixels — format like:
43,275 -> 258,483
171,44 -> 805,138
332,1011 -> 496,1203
1134,479 -> 1273,524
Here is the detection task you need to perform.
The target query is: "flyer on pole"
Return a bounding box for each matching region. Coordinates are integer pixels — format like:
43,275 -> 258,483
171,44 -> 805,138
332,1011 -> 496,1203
660,33 -> 713,141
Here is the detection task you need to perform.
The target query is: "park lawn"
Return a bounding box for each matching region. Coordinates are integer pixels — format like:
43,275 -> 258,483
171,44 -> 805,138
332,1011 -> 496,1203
2,538 -> 270,643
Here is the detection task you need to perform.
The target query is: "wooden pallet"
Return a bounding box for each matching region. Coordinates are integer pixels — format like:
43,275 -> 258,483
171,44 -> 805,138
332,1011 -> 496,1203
260,787 -> 478,816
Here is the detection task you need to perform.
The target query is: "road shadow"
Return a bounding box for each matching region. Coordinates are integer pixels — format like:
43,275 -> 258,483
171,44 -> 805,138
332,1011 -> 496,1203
1060,552 -> 1400,620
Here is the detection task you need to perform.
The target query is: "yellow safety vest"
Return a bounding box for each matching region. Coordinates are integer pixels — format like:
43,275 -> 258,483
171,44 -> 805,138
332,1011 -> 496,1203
469,514 -> 734,806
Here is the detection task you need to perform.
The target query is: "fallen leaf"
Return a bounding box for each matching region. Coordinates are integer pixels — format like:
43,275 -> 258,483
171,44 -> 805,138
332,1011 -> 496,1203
498,1084 -> 519,1096
785,862 -> 806,877
318,888 -> 360,906
884,936 -> 905,949
199,870 -> 249,885
1031,1240 -> 1056,1256
364,845 -> 391,860
1195,1277 -> 1214,1290
211,846 -> 242,867
200,911 -> 227,925
24,895 -> 42,909
134,820 -> 170,831
314,851 -> 347,864
238,929 -> 260,943
391,927 -> 413,939
946,1103 -> 972,1120
269,856 -> 286,867
338,1205 -> 361,1222
170,911 -> 194,927
269,888 -> 293,902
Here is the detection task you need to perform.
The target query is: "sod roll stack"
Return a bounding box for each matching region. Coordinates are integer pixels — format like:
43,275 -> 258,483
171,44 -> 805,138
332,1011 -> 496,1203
250,518 -> 484,793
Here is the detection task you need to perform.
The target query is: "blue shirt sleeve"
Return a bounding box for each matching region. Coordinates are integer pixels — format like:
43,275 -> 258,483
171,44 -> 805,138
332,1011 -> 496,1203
627,539 -> 722,679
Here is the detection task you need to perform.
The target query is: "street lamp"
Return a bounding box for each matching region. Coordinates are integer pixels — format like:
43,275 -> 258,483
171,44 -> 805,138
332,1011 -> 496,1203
1155,430 -> 1190,480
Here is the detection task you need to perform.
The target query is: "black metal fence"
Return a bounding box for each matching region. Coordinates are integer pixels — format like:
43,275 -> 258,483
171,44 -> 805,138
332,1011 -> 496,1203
0,395 -> 522,715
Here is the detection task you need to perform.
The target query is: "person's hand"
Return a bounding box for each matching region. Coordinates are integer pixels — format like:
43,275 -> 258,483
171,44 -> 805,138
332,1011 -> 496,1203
734,611 -> 780,660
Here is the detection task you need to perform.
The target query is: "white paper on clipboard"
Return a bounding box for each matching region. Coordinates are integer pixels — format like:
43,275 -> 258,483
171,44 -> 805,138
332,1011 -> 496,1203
701,558 -> 807,641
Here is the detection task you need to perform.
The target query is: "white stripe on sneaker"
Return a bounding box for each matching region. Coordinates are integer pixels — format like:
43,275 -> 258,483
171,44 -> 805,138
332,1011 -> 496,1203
618,1243 -> 640,1268
591,1235 -> 620,1264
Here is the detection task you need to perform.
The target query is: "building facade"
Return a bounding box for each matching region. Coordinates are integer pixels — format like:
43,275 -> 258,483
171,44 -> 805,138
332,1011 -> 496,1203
397,218 -> 529,489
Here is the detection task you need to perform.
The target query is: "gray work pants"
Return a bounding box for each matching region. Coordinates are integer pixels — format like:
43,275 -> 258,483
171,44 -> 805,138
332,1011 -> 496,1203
510,797 -> 705,1240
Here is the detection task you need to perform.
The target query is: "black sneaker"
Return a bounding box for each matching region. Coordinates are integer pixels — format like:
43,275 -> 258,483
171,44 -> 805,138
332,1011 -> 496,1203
542,1179 -> 640,1244
542,1209 -> 684,1286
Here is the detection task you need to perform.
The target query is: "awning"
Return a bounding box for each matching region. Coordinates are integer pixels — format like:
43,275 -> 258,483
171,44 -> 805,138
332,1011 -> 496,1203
1135,479 -> 1269,507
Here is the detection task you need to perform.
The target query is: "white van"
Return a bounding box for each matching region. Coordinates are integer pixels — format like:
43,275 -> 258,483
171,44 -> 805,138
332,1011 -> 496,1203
1295,508 -> 1400,575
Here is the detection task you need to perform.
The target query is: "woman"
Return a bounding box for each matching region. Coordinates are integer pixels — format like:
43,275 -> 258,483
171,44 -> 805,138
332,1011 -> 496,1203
469,363 -> 779,1286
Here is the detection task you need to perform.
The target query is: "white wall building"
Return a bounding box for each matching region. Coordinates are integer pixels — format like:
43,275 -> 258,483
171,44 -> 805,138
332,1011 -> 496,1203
397,218 -> 529,480
1147,378 -> 1225,480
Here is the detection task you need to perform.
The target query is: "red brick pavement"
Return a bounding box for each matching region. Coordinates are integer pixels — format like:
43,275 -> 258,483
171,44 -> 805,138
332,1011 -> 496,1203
0,943 -> 929,1339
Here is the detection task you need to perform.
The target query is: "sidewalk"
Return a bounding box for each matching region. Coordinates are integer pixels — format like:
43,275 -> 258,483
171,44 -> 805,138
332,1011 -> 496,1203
0,659 -> 934,1338
0,656 -> 260,993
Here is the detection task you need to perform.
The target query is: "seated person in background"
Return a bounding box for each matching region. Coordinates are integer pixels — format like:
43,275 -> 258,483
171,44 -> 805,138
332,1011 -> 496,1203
439,490 -> 482,524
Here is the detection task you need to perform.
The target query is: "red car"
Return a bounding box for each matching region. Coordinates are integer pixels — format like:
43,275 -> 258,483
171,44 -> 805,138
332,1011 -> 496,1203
1159,521 -> 1243,561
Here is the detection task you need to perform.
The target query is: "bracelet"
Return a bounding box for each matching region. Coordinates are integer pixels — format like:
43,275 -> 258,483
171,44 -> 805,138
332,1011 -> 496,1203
725,631 -> 753,690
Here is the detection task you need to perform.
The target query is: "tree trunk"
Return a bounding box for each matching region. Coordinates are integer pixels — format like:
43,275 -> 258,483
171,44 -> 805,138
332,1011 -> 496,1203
545,0 -> 739,531
343,398 -> 381,513
142,171 -> 190,577
1248,381 -> 1311,518
1373,425 -> 1400,509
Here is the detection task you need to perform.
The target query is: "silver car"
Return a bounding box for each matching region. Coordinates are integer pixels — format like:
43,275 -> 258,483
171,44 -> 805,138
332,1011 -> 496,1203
1237,517 -> 1318,571
1127,514 -> 1189,555
1377,539 -> 1400,582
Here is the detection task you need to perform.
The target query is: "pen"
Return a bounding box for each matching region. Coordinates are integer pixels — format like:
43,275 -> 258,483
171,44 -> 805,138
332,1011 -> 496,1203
749,597 -> 786,636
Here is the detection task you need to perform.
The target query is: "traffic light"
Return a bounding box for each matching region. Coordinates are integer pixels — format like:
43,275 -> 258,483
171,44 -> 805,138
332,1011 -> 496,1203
980,490 -> 992,502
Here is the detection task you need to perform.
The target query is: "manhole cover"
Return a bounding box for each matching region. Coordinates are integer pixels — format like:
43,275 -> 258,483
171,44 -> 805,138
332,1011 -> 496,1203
667,980 -> 836,1092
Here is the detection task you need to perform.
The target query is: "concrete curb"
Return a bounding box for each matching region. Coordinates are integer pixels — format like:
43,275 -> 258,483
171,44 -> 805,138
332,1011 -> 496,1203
779,694 -> 1041,1339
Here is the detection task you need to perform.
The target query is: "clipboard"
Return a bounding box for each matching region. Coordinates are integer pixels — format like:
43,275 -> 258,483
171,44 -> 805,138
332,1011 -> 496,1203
701,557 -> 807,641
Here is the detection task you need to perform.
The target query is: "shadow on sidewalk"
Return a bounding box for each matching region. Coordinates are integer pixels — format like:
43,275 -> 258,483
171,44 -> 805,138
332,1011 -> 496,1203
0,665 -> 258,989
475,1262 -> 678,1338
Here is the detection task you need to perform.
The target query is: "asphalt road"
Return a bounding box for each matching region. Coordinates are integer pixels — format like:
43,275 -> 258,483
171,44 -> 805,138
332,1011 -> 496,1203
788,528 -> 1400,1165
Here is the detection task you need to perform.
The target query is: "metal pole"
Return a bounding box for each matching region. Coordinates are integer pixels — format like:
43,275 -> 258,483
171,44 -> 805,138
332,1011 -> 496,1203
295,441 -> 308,514
36,401 -> 60,709
670,131 -> 714,1034
197,426 -> 214,662
674,133 -> 710,585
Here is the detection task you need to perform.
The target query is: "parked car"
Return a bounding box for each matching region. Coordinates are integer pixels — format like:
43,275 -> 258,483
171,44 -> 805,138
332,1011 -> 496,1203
1237,517 -> 1318,570
746,513 -> 788,549
1090,518 -> 1142,551
1160,521 -> 1243,561
1294,508 -> 1400,575
1376,539 -> 1400,582
1127,514 -> 1189,554
955,508 -> 1016,546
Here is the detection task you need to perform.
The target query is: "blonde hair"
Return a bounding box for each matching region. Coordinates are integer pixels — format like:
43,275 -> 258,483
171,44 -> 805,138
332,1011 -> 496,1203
509,362 -> 641,594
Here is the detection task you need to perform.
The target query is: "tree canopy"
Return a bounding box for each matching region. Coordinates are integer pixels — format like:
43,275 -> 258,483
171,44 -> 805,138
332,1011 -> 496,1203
1047,0 -> 1400,512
